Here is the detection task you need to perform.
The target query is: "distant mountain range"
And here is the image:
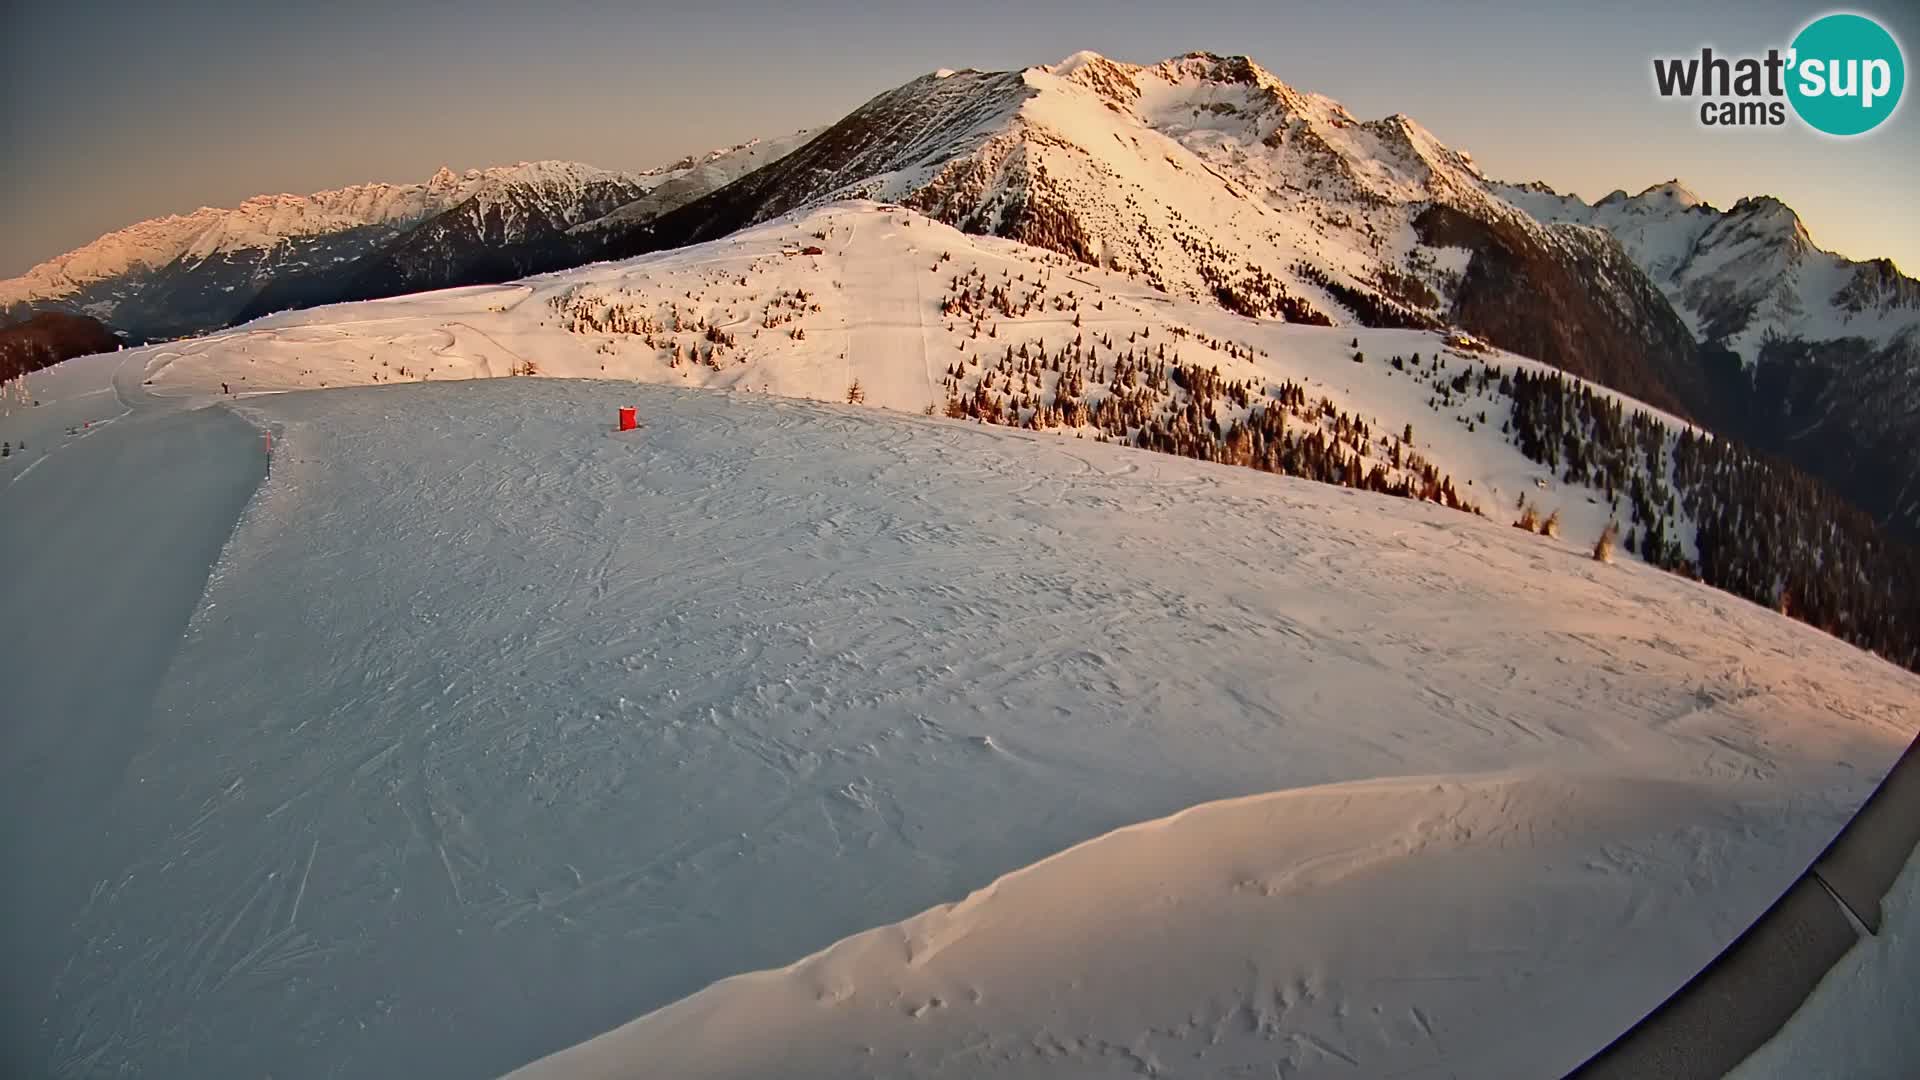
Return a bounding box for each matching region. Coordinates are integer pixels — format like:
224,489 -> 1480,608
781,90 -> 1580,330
3,51 -> 1915,533
0,140 -> 810,342
1502,180 -> 1920,531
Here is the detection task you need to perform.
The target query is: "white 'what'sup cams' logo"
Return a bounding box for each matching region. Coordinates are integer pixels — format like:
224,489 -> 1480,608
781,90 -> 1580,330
1653,11 -> 1905,135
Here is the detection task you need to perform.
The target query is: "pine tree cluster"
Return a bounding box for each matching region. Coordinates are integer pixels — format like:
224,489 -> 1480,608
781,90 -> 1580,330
547,273 -> 821,373
936,324 -> 1477,517
1289,260 -> 1440,331
1499,365 -> 1920,671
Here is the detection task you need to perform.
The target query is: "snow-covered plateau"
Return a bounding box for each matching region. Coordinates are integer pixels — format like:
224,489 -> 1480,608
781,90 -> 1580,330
1,203 -> 1915,1079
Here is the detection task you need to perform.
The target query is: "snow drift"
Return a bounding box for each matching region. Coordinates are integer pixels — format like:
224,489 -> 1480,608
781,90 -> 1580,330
512,770 -> 1822,1079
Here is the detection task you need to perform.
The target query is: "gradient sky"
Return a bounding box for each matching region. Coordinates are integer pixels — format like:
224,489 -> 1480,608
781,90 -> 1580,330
3,0 -> 1916,278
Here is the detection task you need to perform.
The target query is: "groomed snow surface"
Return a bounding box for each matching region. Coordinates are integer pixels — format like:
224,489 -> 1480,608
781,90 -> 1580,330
3,204 -> 1916,1078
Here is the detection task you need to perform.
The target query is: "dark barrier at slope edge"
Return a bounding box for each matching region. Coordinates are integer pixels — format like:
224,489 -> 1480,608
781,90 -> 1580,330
1568,733 -> 1920,1079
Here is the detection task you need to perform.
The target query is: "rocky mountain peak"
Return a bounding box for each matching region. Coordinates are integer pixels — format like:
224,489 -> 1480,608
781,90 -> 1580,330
1633,179 -> 1707,210
1725,194 -> 1809,239
1044,50 -> 1144,104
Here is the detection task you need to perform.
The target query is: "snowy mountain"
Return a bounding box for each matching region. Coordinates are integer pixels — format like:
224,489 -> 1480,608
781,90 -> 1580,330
232,137 -> 829,326
2,169 -> 472,302
1502,179 -> 1919,363
598,48 -> 1912,538
569,129 -> 825,235
0,162 -> 655,341
11,48 -> 1915,533
234,161 -> 655,319
124,203 -> 1613,533
1503,180 -> 1920,534
0,142 -> 819,343
608,52 -> 1705,420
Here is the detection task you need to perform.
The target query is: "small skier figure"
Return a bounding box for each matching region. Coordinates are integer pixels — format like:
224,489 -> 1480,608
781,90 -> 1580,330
222,382 -> 231,395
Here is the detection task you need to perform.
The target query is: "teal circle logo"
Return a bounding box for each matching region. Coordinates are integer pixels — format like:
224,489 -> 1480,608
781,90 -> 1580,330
1787,13 -> 1905,135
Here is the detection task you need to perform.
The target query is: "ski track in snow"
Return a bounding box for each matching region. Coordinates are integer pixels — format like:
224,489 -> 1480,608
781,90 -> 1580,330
1,353 -> 267,1079
837,212 -> 938,411
4,365 -> 1912,1078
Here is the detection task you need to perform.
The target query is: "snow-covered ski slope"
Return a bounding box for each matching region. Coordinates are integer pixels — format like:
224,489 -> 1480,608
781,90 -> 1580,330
4,202 -> 1915,1077
5,366 -> 1913,1077
135,202 -> 1689,560
0,351 -> 271,1077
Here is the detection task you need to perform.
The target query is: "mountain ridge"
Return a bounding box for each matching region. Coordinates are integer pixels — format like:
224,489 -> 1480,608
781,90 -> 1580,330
9,49 -> 1916,534
1500,176 -> 1920,532
0,152 -> 801,342
2,161 -> 622,303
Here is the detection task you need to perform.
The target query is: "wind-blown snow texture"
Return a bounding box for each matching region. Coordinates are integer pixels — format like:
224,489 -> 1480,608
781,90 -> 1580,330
5,340 -> 1916,1077
3,44 -> 1915,1078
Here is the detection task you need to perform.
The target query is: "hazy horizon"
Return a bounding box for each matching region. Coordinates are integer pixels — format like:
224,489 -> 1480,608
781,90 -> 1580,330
4,0 -> 1916,278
